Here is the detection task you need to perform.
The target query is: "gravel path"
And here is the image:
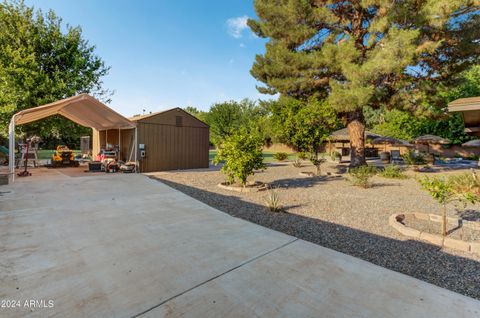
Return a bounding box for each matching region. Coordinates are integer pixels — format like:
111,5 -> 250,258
148,161 -> 480,300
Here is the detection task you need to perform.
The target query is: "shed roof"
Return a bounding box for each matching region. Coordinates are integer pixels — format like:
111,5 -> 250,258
13,94 -> 135,130
130,107 -> 208,127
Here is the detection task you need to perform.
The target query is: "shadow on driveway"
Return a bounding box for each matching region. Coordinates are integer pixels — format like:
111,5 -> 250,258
151,176 -> 480,301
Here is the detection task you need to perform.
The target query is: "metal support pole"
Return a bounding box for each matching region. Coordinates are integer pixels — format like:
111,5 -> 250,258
118,128 -> 121,160
134,126 -> 138,173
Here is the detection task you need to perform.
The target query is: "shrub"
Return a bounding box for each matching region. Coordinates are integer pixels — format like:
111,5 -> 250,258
448,170 -> 480,197
464,154 -> 480,161
297,152 -> 308,160
265,187 -> 281,212
273,152 -> 288,161
402,150 -> 426,166
292,158 -> 302,168
419,171 -> 480,236
310,155 -> 326,175
213,129 -> 266,186
379,165 -> 407,179
349,166 -> 378,188
330,150 -> 341,161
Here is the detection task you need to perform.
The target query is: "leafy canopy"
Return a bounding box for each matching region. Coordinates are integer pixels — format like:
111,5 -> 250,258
213,128 -> 265,186
368,66 -> 480,144
268,96 -> 339,153
0,0 -> 111,146
249,0 -> 480,115
205,99 -> 267,147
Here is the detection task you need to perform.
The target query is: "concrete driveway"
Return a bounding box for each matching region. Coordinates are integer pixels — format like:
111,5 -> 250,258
0,169 -> 479,317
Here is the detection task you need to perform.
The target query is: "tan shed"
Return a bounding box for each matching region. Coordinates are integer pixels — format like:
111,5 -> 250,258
130,108 -> 209,172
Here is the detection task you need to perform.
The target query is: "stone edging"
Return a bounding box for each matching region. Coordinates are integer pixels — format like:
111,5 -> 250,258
389,213 -> 480,256
217,182 -> 267,193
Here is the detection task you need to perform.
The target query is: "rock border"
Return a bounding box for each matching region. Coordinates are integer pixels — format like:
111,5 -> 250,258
217,182 -> 267,193
389,213 -> 480,255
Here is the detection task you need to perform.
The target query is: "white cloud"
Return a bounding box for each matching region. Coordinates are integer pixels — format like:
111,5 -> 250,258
226,15 -> 250,38
239,43 -> 245,48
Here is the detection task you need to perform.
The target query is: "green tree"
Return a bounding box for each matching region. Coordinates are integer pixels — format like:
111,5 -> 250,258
213,128 -> 265,186
249,0 -> 479,166
0,0 -> 111,146
183,106 -> 208,123
419,172 -> 480,236
269,96 -> 338,155
205,99 -> 267,147
371,66 -> 480,144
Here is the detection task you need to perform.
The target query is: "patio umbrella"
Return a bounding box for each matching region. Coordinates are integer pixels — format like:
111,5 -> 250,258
413,135 -> 450,154
371,136 -> 413,152
462,139 -> 480,147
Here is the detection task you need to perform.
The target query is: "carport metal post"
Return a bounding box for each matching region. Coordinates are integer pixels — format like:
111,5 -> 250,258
8,115 -> 15,182
118,129 -> 121,160
134,126 -> 138,172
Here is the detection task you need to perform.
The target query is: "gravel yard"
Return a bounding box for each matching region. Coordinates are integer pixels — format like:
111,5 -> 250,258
148,161 -> 480,300
403,214 -> 480,242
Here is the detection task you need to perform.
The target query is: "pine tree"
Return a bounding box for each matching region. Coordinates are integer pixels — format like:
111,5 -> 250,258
249,0 -> 480,166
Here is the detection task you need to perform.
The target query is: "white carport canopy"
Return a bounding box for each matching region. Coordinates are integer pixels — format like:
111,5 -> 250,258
9,94 -> 137,181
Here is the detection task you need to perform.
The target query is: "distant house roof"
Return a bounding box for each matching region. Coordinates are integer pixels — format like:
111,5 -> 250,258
448,97 -> 480,112
329,128 -> 382,141
448,97 -> 480,135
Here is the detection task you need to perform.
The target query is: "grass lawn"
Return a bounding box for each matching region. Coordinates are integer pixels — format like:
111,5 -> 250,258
37,149 -> 81,160
209,149 -> 297,163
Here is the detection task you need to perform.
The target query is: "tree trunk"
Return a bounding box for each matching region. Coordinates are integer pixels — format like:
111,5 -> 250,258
347,110 -> 366,167
442,204 -> 447,237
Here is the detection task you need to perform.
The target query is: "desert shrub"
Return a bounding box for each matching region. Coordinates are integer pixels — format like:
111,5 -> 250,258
379,165 -> 407,179
464,154 -> 480,161
213,129 -> 266,186
349,166 -> 378,188
292,158 -> 302,168
310,155 -> 326,175
297,152 -> 308,160
265,187 -> 281,212
330,150 -> 341,161
402,150 -> 426,165
448,170 -> 480,196
273,152 -> 288,161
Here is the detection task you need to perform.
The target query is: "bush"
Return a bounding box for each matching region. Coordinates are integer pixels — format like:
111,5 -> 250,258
464,154 -> 480,161
310,155 -> 326,175
297,152 -> 308,160
349,166 -> 378,188
448,170 -> 480,197
273,152 -> 288,161
419,171 -> 480,236
330,151 -> 341,161
213,129 -> 266,186
402,150 -> 426,166
379,165 -> 407,179
265,187 -> 281,212
292,158 -> 302,168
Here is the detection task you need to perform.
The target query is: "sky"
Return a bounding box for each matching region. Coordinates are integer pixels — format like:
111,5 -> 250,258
24,0 -> 269,116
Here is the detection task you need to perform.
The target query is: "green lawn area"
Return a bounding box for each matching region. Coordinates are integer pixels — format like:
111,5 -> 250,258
209,150 -> 296,163
37,149 -> 81,160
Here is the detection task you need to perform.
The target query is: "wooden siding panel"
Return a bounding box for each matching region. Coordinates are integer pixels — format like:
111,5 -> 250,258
138,121 -> 209,172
